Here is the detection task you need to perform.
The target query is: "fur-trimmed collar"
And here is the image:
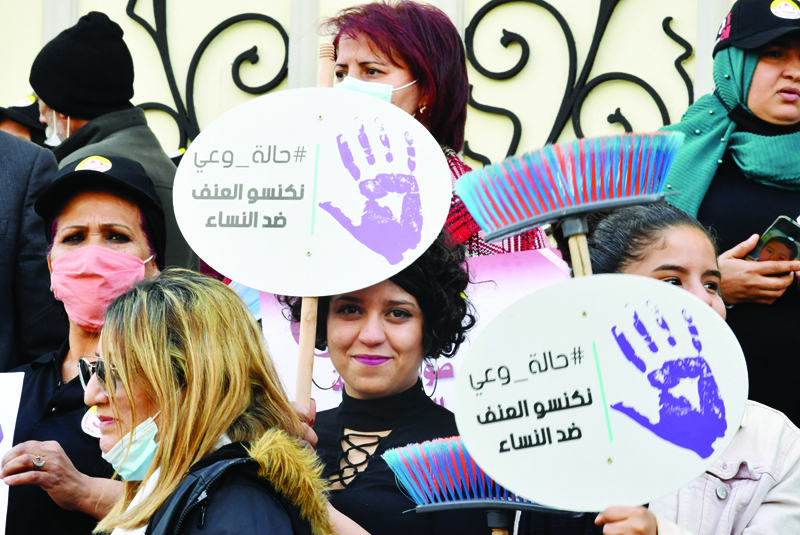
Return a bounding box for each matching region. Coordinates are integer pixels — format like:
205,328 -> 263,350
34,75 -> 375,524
246,428 -> 334,535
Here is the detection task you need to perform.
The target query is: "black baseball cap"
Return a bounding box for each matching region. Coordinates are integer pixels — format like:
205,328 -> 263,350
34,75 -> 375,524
0,95 -> 45,132
35,155 -> 167,270
714,0 -> 800,56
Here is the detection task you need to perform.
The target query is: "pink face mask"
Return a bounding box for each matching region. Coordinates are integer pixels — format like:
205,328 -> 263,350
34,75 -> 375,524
50,245 -> 153,332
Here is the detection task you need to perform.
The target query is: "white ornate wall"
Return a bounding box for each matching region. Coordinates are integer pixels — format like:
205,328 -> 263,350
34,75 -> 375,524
1,0 -> 732,165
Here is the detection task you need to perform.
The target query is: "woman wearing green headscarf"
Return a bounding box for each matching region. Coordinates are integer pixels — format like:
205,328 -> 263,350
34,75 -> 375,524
662,0 -> 800,426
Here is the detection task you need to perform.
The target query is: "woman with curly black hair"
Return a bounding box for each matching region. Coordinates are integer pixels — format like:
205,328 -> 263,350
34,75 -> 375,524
281,234 -> 485,535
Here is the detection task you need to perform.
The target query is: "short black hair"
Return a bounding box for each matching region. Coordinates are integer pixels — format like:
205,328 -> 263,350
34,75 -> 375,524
555,203 -> 716,275
280,233 -> 475,359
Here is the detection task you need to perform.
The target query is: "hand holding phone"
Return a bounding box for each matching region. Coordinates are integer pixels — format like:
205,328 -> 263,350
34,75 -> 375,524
719,232 -> 800,305
745,216 -> 800,262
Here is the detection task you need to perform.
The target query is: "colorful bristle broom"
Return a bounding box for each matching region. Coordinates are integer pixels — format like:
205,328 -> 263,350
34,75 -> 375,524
383,436 -> 576,534
454,132 -> 684,276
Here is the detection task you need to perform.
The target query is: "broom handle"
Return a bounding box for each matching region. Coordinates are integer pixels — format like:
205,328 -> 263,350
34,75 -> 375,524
295,297 -> 318,408
567,235 -> 584,277
568,234 -> 593,277
294,43 -> 336,409
318,43 -> 335,88
576,233 -> 593,276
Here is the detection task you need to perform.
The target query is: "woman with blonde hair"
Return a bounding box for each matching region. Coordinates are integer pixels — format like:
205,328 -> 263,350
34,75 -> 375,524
82,268 -> 333,535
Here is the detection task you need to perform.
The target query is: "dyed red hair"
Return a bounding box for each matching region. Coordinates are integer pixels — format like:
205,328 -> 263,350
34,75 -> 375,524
324,0 -> 469,152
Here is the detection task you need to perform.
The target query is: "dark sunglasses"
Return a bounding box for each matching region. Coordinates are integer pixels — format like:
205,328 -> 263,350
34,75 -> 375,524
78,357 -> 119,395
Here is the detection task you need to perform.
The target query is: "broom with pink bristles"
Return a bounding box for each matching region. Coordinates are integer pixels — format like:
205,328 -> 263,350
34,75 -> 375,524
383,436 -> 577,534
454,132 -> 684,276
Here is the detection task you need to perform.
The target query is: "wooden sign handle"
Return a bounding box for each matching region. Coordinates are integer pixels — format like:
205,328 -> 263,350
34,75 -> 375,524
295,296 -> 318,408
295,45 -> 336,408
318,43 -> 335,88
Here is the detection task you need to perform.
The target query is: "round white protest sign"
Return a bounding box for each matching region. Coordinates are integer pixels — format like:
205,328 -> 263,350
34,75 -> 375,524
173,88 -> 452,296
455,274 -> 748,512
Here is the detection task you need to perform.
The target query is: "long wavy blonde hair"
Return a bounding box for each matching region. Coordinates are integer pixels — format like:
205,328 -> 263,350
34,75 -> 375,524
95,268 -> 302,533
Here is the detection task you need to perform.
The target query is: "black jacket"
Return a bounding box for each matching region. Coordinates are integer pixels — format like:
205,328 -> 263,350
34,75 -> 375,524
145,431 -> 332,535
0,132 -> 67,371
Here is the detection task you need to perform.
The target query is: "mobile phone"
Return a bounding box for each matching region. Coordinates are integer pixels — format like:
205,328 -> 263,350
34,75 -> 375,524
745,216 -> 800,262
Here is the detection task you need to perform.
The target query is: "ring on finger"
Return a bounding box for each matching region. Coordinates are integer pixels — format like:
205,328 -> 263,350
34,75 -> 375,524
33,455 -> 45,468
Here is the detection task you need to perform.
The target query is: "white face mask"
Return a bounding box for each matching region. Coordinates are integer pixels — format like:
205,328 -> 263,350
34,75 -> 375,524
101,412 -> 160,481
44,111 -> 68,147
334,76 -> 418,103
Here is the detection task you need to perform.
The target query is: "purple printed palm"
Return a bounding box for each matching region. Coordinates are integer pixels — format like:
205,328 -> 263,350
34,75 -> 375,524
611,307 -> 726,459
319,124 -> 422,265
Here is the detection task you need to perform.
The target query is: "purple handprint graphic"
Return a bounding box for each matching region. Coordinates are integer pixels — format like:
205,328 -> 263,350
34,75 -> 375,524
319,123 -> 422,265
611,305 -> 726,459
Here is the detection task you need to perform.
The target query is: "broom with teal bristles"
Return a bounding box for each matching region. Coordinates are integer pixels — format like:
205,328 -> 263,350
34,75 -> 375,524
383,436 -> 577,535
454,132 -> 684,276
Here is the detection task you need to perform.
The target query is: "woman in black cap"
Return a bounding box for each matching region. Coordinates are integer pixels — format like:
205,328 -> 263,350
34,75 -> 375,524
0,155 -> 166,535
661,0 -> 800,425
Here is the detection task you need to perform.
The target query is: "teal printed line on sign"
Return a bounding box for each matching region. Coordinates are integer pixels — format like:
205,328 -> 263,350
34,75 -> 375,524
592,341 -> 613,442
310,144 -> 320,235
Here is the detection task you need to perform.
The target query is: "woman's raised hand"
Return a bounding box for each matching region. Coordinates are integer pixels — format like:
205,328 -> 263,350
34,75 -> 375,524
719,235 -> 800,305
291,398 -> 318,449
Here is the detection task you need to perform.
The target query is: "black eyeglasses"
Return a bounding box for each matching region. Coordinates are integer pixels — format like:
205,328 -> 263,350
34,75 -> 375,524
78,357 -> 119,395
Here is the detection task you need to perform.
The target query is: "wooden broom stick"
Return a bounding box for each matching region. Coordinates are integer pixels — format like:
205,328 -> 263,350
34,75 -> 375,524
568,236 -> 585,278
295,43 -> 337,409
568,234 -> 593,277
564,217 -> 593,278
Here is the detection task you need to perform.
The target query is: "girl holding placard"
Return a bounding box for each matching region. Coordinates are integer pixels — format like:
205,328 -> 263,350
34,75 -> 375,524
282,235 -> 489,535
524,203 -> 800,535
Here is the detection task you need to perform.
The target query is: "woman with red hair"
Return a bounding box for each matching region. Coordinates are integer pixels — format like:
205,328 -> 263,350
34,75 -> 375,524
324,0 -> 547,255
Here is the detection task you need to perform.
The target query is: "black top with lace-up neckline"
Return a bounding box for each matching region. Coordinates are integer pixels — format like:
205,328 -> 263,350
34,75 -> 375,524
313,380 -> 488,535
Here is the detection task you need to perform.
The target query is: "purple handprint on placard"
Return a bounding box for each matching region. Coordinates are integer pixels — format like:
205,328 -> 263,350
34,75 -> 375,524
611,305 -> 726,459
319,123 -> 422,265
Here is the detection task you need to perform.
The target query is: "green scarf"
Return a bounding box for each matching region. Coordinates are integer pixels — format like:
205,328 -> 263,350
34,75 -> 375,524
661,47 -> 800,216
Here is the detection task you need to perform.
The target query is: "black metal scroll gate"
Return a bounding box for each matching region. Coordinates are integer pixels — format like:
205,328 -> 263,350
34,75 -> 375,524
125,0 -> 289,151
462,0 -> 694,166
128,0 -> 692,163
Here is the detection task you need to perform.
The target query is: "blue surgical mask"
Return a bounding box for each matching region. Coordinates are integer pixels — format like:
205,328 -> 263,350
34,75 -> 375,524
334,76 -> 418,103
101,412 -> 160,481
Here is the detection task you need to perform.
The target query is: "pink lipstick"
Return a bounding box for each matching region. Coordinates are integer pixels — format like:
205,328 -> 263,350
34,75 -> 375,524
353,355 -> 391,366
779,86 -> 800,101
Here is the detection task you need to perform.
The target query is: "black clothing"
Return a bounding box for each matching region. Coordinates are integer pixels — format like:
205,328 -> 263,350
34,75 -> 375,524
7,341 -> 112,535
697,152 -> 800,253
51,107 -> 197,270
313,382 -> 489,535
517,512 -> 602,535
696,118 -> 800,426
0,132 -> 67,371
145,443 -> 311,535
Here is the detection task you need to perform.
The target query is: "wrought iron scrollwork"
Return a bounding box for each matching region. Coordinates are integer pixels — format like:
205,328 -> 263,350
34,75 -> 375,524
465,84 -> 522,166
663,16 -> 695,107
126,0 -> 288,150
463,0 -> 694,163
